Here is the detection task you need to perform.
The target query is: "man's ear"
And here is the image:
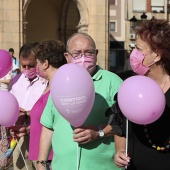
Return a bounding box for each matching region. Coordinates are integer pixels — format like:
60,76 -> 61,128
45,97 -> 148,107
64,52 -> 69,63
95,49 -> 99,56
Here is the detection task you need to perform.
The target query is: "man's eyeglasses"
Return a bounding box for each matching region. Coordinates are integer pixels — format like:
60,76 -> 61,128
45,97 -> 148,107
67,49 -> 96,60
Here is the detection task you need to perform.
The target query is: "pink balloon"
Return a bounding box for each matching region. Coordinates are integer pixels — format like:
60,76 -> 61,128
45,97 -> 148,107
51,63 -> 95,127
118,75 -> 165,124
0,91 -> 19,127
0,49 -> 12,78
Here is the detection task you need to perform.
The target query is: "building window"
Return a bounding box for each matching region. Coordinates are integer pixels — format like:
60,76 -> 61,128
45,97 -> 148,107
110,22 -> 116,32
151,6 -> 164,13
110,49 -> 126,73
133,0 -> 146,12
151,0 -> 164,13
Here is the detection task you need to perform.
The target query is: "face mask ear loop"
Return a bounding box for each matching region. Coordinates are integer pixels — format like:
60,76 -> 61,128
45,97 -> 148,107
144,51 -> 156,67
147,59 -> 156,67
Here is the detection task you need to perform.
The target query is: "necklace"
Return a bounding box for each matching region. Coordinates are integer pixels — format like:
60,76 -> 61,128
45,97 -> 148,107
143,75 -> 170,152
144,125 -> 170,152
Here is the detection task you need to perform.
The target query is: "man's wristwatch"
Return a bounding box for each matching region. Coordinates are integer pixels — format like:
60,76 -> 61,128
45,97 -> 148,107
98,125 -> 105,138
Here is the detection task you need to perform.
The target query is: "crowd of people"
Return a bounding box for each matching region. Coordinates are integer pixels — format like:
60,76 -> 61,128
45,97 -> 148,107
0,19 -> 169,170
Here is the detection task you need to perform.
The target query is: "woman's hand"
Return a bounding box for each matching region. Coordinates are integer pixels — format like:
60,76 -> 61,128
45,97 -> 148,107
114,150 -> 130,168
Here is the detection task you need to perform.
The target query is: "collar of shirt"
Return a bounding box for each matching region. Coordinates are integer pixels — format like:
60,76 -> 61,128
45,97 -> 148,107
92,65 -> 103,81
28,76 -> 39,85
10,74 -> 47,110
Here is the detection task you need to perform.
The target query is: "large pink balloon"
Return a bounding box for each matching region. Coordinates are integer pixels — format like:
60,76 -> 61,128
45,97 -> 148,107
51,63 -> 95,127
118,75 -> 165,124
0,49 -> 12,78
0,91 -> 19,127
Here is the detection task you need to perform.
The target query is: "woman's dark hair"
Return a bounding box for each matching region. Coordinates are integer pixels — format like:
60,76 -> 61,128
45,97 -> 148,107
136,19 -> 170,75
34,40 -> 67,68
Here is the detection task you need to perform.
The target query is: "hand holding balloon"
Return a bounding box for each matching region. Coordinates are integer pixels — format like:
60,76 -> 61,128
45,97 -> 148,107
118,76 -> 165,124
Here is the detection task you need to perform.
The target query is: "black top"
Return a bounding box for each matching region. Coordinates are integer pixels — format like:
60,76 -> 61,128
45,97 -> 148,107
123,88 -> 170,170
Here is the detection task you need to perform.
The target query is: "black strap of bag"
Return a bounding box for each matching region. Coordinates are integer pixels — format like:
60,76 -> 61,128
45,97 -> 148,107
105,93 -> 123,136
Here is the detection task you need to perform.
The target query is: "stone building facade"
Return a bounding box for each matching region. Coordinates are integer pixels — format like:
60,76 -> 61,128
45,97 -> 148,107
0,0 -> 109,70
0,0 -> 170,72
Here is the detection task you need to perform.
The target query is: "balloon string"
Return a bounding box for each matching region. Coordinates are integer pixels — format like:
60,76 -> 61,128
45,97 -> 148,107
125,118 -> 128,170
76,143 -> 79,170
16,138 -> 29,170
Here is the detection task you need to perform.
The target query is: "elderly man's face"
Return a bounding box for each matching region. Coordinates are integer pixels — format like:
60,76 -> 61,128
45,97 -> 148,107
65,35 -> 98,75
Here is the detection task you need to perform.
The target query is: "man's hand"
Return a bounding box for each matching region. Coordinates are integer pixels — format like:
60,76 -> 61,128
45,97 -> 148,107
19,107 -> 25,113
73,126 -> 98,144
15,109 -> 30,126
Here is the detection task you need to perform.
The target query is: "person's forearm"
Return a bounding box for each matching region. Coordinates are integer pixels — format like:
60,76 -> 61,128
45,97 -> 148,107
114,135 -> 126,152
0,79 -> 10,84
37,126 -> 53,170
114,135 -> 130,168
103,124 -> 114,137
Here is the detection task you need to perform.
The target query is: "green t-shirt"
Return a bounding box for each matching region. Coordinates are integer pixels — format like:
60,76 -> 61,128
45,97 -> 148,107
41,66 -> 123,170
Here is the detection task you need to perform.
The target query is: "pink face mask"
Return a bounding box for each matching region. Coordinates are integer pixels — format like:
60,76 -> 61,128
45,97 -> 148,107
70,55 -> 97,75
36,64 -> 45,78
130,49 -> 155,75
23,67 -> 37,79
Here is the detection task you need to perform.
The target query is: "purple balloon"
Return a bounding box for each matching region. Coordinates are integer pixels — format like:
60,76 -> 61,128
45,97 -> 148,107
0,91 -> 19,127
51,63 -> 95,127
0,49 -> 12,78
118,75 -> 165,124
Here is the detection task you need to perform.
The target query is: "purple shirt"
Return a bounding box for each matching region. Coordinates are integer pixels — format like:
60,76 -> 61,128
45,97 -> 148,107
9,73 -> 47,111
29,90 -> 53,160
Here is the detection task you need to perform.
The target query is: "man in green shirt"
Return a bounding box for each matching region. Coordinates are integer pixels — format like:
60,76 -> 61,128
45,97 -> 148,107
37,33 -> 123,170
